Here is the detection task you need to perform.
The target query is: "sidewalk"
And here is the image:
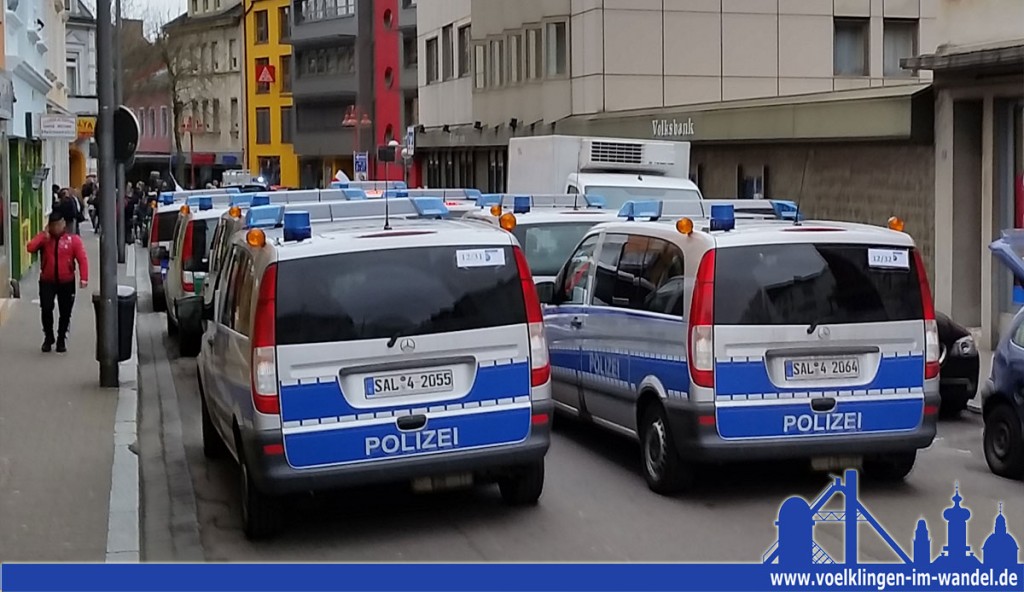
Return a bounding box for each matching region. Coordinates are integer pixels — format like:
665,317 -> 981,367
0,231 -> 139,562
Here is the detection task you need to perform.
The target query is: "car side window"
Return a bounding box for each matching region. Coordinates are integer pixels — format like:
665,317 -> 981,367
556,235 -> 599,305
208,225 -> 225,276
234,259 -> 256,337
219,249 -> 244,330
1013,320 -> 1024,349
612,235 -> 651,310
641,239 -> 686,316
592,234 -> 627,307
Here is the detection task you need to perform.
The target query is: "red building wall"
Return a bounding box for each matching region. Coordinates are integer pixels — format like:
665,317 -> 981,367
372,0 -> 402,181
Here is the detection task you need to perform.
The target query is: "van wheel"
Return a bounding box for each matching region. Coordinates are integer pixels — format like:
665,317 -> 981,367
152,291 -> 166,313
639,404 -> 694,495
498,460 -> 544,506
864,450 -> 917,482
180,330 -> 201,358
239,449 -> 282,540
984,404 -> 1024,480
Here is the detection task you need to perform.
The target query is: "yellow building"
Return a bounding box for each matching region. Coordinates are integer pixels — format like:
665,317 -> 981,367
243,0 -> 297,187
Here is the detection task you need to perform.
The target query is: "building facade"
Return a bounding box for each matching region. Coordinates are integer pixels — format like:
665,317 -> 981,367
245,0 -> 298,187
65,0 -> 97,188
904,0 -> 1024,347
288,0 -> 418,189
42,0 -> 71,193
0,6 -> 12,304
122,19 -> 174,184
417,0 -> 941,273
5,0 -> 55,282
165,1 -> 246,188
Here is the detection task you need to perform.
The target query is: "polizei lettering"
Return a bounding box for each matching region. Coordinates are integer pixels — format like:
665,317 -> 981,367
364,428 -> 460,457
783,412 -> 863,434
588,353 -> 621,381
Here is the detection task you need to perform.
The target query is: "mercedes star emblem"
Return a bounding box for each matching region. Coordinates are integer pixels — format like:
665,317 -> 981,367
399,338 -> 416,353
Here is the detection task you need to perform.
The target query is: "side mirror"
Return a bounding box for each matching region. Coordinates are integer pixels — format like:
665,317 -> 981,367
536,281 -> 555,305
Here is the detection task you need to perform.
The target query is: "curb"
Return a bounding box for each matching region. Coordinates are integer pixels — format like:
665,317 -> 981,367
106,246 -> 140,563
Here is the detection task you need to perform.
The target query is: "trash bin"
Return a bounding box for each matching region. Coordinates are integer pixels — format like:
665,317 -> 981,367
92,285 -> 137,362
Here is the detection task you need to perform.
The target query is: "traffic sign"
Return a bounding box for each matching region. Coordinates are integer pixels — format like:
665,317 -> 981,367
256,64 -> 276,84
405,125 -> 415,157
354,152 -> 368,181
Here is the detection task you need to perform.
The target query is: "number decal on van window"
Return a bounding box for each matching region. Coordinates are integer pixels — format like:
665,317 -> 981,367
456,248 -> 506,268
867,248 -> 909,269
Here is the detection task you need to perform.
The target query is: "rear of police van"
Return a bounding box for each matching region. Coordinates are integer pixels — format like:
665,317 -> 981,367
246,228 -> 552,497
681,229 -> 940,474
148,209 -> 182,311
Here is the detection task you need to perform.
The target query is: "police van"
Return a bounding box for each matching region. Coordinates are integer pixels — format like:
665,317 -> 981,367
197,197 -> 553,539
542,201 -> 940,494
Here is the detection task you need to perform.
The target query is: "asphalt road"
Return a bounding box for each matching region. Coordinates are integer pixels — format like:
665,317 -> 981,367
140,304 -> 1023,564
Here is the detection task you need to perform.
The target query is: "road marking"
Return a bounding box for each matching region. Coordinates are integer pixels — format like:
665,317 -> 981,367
106,247 -> 143,563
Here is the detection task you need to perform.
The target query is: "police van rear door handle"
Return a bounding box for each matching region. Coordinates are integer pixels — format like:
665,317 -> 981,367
811,397 -> 837,413
570,317 -> 583,329
397,414 -> 428,431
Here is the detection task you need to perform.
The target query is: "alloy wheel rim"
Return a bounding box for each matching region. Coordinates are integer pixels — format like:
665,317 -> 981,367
991,422 -> 1011,458
645,418 -> 667,479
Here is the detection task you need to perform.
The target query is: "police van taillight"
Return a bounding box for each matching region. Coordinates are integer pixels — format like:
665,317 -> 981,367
251,263 -> 280,415
688,250 -> 716,389
915,249 -> 940,380
514,246 -> 550,389
181,221 -> 195,292
150,216 -> 160,265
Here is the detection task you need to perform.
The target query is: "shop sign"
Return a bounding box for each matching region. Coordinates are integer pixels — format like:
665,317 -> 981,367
651,117 -> 695,139
77,116 -> 96,138
40,115 -> 78,139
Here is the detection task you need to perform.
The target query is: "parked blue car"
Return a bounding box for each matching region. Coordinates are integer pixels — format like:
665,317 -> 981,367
983,232 -> 1024,479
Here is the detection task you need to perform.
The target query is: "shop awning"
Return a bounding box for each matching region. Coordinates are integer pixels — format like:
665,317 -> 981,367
557,83 -> 933,144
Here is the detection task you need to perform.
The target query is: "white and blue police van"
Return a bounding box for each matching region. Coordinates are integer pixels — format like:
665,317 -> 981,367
197,197 -> 553,539
541,200 -> 941,494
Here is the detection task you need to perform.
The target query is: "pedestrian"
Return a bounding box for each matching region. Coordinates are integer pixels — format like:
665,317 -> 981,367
54,189 -> 80,235
123,187 -> 138,244
26,211 -> 89,353
82,174 -> 98,232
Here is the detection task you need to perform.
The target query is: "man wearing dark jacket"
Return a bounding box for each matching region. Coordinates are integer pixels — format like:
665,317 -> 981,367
27,212 -> 90,353
82,174 -> 98,232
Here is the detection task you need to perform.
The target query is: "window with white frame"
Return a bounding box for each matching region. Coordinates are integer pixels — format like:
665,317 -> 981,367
161,106 -> 169,136
474,43 -> 486,89
458,25 -> 471,77
545,21 -> 567,77
526,28 -> 541,80
509,32 -> 523,84
425,36 -> 439,83
66,57 -> 79,96
229,39 -> 239,69
490,38 -> 504,87
883,19 -> 918,77
441,25 -> 454,80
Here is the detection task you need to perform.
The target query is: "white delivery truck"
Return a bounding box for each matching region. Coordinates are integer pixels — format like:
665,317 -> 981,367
506,135 -> 702,209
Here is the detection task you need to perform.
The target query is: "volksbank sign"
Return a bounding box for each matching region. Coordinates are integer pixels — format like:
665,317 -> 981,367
651,117 -> 695,139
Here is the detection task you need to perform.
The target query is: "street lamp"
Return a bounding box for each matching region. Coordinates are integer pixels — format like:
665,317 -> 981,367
386,139 -> 400,192
342,105 -> 372,180
400,146 -> 412,187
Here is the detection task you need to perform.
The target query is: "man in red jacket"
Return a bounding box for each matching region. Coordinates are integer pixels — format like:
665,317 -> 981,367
27,212 -> 90,353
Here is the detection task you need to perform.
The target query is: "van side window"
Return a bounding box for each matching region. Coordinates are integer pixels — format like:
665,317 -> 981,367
612,235 -> 650,309
592,234 -> 627,307
219,248 -> 246,331
556,235 -> 598,305
208,225 -> 225,275
234,258 -> 256,336
170,219 -> 184,260
641,239 -> 686,316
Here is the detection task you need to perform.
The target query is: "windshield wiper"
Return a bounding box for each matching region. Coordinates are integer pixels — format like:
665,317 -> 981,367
387,331 -> 404,348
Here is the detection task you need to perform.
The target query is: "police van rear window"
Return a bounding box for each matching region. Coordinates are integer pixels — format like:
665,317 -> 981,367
275,245 -> 527,345
512,222 -> 596,277
185,219 -> 216,273
156,212 -> 178,242
714,243 -> 924,326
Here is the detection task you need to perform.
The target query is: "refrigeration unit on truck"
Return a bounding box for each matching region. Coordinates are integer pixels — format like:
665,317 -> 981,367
506,135 -> 702,209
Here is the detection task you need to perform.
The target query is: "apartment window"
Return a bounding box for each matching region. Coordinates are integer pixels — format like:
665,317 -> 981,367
211,41 -> 219,71
212,99 -> 221,132
298,0 -> 355,22
490,39 -> 504,87
403,32 -> 417,68
200,44 -> 208,72
526,28 -> 542,80
442,25 -> 454,80
201,100 -> 210,132
279,6 -> 291,42
509,33 -> 523,84
546,22 -> 567,77
230,98 -> 240,136
147,108 -> 155,137
281,54 -> 292,92
255,10 -> 269,44
883,19 -> 918,77
281,106 -> 293,144
161,106 -> 169,136
229,39 -> 238,69
138,109 -> 146,136
66,57 -> 79,96
203,0 -> 209,10
215,0 -> 221,7
255,57 -> 270,93
402,0 -> 416,7
458,25 -> 471,77
474,43 -> 486,89
834,18 -> 869,76
425,37 -> 438,83
255,107 -> 271,144
192,0 -> 198,12
297,46 -> 354,76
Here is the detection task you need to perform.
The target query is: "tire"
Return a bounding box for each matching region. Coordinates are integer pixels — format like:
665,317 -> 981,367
498,460 -> 545,506
180,329 -> 201,358
239,446 -> 282,540
864,450 -> 917,482
166,307 -> 178,336
939,400 -> 963,420
152,293 -> 166,313
984,404 -> 1024,480
200,387 -> 226,460
639,403 -> 694,495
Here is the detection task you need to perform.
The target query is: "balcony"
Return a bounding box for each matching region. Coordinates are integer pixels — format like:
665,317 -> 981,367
292,72 -> 358,100
398,0 -> 416,29
292,0 -> 358,45
294,127 -> 361,156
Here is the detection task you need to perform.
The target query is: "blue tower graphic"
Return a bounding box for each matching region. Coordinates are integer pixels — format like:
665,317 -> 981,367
764,470 -> 1020,568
